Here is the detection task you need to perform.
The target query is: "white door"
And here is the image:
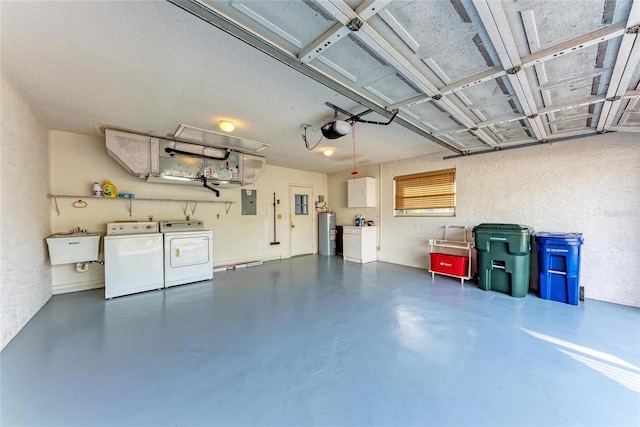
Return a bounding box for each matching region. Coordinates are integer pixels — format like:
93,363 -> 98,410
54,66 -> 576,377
290,185 -> 314,256
342,228 -> 362,262
168,236 -> 211,267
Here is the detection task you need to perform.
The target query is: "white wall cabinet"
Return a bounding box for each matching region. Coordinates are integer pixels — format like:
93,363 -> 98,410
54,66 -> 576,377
342,226 -> 376,263
348,177 -> 376,207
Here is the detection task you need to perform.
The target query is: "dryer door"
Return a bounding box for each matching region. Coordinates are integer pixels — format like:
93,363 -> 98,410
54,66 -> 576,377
169,236 -> 211,267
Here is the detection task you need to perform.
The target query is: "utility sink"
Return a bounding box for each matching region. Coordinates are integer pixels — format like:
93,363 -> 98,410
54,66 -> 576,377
45,232 -> 101,265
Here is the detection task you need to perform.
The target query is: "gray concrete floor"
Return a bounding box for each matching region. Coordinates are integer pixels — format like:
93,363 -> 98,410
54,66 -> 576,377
1,255 -> 639,426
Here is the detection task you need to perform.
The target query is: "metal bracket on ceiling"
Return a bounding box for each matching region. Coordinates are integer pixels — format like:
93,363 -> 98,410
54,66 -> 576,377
528,114 -> 538,119
606,96 -> 622,102
470,127 -> 479,131
325,102 -> 399,126
444,131 -> 603,160
347,18 -> 363,31
539,139 -> 548,143
626,24 -> 639,34
431,94 -> 443,100
506,66 -> 522,74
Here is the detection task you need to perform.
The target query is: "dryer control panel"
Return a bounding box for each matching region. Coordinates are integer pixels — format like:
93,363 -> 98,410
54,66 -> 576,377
159,220 -> 205,232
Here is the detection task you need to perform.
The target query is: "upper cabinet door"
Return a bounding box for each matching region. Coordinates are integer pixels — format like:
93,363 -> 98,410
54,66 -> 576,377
348,177 -> 376,208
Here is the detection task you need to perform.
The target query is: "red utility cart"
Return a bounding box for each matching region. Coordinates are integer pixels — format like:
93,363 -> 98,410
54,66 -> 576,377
428,226 -> 475,284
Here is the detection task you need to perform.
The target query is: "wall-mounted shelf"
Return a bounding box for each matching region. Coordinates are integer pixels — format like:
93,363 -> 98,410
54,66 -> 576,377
48,194 -> 234,217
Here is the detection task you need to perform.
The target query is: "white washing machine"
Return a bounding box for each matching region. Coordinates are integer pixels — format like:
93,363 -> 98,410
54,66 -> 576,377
160,220 -> 213,288
104,221 -> 164,299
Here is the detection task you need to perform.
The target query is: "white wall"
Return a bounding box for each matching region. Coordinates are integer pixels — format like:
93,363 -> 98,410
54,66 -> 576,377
0,76 -> 52,351
329,134 -> 640,307
49,131 -> 327,293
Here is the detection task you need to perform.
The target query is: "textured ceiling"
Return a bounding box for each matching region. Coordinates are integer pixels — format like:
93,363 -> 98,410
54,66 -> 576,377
1,1 -> 639,174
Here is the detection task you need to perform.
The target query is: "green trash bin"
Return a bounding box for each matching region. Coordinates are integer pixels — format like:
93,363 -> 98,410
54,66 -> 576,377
473,223 -> 534,298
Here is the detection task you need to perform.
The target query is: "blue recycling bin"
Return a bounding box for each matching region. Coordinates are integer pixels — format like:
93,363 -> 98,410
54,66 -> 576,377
536,232 -> 584,305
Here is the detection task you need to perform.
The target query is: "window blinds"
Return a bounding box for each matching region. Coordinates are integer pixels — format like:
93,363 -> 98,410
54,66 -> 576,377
394,168 -> 456,210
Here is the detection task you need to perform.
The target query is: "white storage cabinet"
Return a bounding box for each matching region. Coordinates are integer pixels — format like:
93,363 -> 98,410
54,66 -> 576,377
342,226 -> 377,263
348,177 -> 376,208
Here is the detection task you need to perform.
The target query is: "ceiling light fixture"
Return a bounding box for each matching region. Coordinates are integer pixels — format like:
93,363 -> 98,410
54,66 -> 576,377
219,121 -> 235,132
323,149 -> 334,156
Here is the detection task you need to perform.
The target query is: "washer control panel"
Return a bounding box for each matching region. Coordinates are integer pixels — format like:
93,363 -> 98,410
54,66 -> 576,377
106,221 -> 159,235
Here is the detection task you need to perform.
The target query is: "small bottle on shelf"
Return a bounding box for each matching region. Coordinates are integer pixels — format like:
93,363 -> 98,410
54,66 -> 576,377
92,182 -> 102,198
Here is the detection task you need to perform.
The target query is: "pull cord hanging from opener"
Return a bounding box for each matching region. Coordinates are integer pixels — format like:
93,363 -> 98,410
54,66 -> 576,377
351,122 -> 358,177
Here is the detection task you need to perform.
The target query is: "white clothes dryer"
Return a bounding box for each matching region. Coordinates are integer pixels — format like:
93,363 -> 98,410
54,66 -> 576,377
160,220 -> 213,288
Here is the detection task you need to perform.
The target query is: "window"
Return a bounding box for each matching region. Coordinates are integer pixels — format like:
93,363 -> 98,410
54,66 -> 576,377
294,194 -> 308,215
394,168 -> 456,216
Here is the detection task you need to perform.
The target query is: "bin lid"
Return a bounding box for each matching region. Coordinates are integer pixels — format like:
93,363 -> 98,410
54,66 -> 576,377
535,232 -> 584,245
473,223 -> 533,233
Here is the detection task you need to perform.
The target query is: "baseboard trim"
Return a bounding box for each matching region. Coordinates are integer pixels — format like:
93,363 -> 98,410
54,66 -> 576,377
212,255 -> 293,273
53,280 -> 104,295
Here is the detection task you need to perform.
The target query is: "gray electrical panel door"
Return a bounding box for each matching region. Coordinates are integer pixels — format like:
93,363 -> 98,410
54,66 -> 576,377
242,189 -> 257,215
